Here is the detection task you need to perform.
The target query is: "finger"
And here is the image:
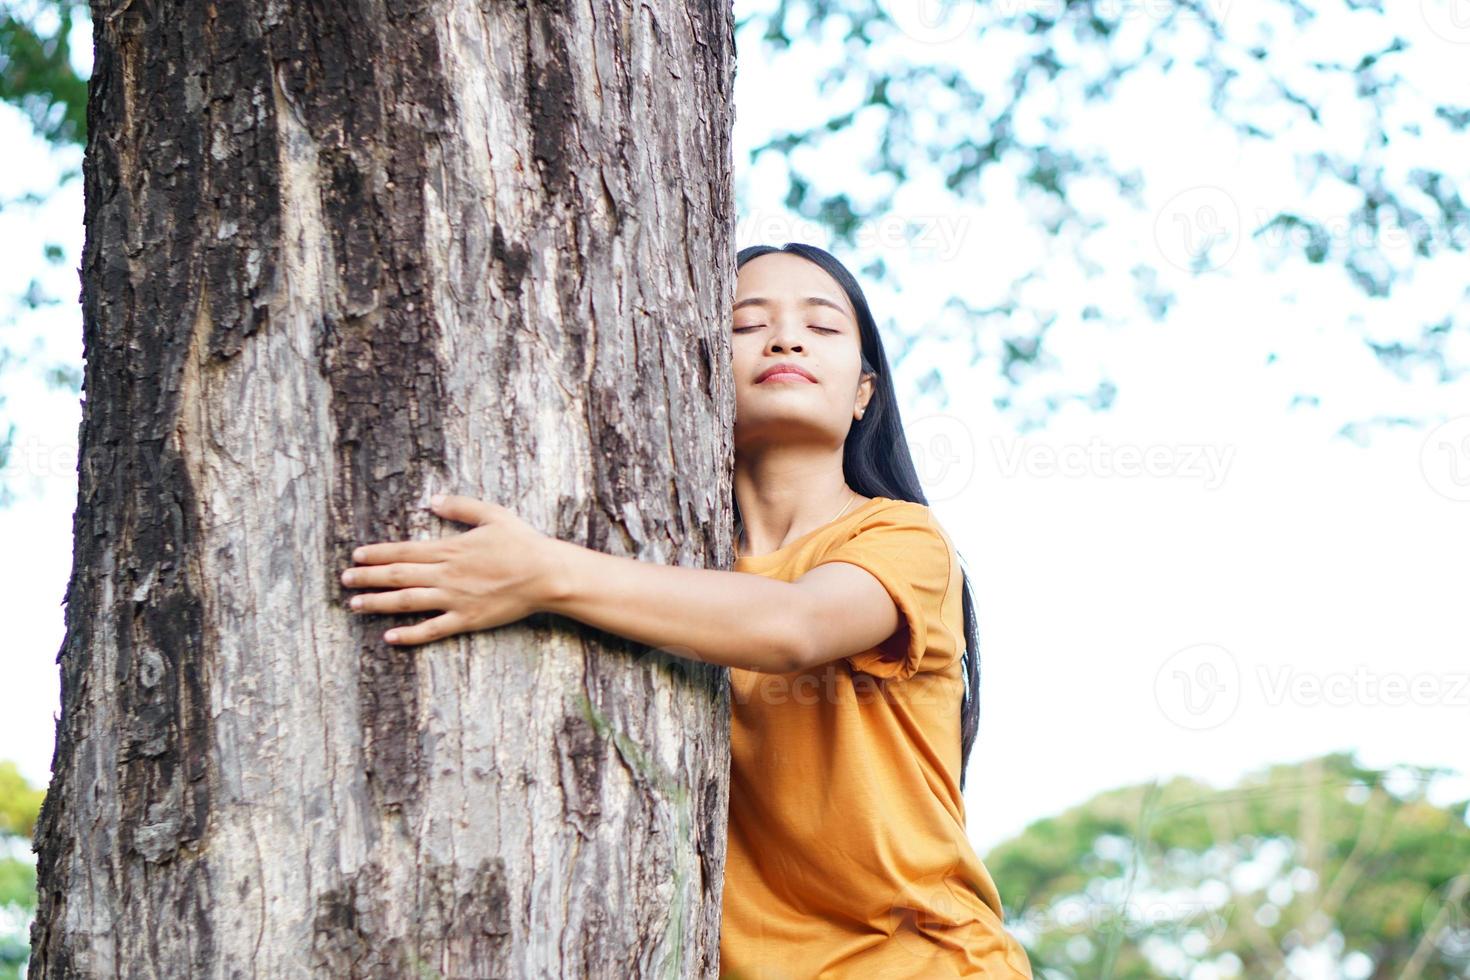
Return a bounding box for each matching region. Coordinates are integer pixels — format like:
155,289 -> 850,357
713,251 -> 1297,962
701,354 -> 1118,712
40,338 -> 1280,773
349,587 -> 448,615
430,493 -> 499,526
352,537 -> 446,565
384,611 -> 464,646
341,561 -> 444,590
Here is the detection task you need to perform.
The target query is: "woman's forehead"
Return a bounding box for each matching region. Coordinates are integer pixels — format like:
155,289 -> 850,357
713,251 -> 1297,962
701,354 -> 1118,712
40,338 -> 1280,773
736,254 -> 852,315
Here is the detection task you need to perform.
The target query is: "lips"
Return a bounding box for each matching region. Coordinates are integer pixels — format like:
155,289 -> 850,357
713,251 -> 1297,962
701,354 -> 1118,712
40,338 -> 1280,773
756,362 -> 817,383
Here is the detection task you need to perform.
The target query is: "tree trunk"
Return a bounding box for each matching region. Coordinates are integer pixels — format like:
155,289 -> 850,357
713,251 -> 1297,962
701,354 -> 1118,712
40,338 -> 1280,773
30,1 -> 736,977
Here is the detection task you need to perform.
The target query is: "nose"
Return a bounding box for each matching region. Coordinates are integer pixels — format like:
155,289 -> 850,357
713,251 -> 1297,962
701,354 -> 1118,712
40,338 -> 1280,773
766,315 -> 804,353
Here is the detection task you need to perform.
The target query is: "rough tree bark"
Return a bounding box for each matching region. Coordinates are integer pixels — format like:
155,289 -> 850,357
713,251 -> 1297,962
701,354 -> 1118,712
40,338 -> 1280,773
30,1 -> 736,976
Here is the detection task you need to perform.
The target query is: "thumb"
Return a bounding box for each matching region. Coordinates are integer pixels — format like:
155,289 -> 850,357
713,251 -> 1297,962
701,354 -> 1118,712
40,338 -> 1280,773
430,493 -> 497,526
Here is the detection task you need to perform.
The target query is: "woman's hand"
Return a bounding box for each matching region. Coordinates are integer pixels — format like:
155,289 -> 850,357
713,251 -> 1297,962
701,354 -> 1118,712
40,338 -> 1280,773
340,493 -> 565,646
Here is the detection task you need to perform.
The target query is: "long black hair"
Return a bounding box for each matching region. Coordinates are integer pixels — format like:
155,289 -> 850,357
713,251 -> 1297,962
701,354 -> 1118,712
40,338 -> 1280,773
733,242 -> 984,792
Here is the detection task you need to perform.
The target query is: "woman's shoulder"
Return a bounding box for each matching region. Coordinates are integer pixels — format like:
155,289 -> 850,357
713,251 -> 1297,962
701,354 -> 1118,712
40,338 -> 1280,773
851,496 -> 946,536
831,497 -> 957,566
858,494 -> 931,517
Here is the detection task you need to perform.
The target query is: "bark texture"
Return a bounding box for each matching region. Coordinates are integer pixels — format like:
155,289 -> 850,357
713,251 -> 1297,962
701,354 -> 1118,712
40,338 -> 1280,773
31,1 -> 736,976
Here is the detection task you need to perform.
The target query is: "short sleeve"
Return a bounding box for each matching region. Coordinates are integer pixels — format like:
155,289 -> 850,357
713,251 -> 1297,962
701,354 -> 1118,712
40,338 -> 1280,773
810,502 -> 954,680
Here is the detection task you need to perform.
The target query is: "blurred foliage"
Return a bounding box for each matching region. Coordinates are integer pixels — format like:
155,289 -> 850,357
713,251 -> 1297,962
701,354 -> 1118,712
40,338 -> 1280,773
1,0 -> 1467,501
0,1 -> 1461,358
985,751 -> 1470,977
0,0 -> 85,148
0,762 -> 43,840
1,736 -> 1464,977
0,1 -> 87,507
737,1 -> 1469,426
0,3 -> 1464,970
0,761 -> 42,980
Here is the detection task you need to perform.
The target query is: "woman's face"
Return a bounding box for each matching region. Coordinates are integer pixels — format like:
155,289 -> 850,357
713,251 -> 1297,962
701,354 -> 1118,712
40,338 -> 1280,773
731,252 -> 873,453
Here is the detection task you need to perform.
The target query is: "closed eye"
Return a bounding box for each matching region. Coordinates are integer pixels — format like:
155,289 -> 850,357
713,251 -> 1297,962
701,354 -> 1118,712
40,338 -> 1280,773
733,326 -> 840,334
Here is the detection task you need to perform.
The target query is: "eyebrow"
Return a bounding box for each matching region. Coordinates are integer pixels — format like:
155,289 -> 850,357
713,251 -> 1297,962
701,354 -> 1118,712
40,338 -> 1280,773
732,295 -> 850,317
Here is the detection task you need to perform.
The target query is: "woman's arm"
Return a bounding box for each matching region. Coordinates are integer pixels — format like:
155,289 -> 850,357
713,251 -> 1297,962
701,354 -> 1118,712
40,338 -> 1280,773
542,539 -> 817,674
342,493 -> 844,673
546,543 -> 908,674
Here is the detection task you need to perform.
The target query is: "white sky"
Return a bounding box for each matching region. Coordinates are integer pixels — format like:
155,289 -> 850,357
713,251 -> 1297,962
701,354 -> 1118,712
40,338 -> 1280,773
1,3 -> 1467,860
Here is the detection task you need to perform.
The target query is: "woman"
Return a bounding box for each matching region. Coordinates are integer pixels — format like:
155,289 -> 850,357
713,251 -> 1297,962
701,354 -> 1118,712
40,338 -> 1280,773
339,243 -> 1033,977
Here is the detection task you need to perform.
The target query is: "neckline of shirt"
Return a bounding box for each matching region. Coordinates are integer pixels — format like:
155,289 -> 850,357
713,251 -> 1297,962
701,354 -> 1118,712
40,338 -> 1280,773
733,495 -> 892,570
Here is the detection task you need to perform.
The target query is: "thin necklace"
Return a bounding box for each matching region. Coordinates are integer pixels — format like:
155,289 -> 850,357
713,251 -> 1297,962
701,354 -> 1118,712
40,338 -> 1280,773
828,488 -> 858,524
738,488 -> 858,557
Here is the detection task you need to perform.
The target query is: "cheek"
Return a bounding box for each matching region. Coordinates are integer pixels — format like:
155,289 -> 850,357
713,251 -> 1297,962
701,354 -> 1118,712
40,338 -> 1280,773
729,345 -> 751,410
729,339 -> 761,382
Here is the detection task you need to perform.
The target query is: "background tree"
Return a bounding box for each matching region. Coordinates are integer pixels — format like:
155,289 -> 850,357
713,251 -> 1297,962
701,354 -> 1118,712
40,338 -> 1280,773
5,2 -> 1466,969
0,1 -> 84,146
0,0 -> 87,506
732,0 -> 1468,433
4,1 -> 1467,505
0,762 -> 43,980
986,751 -> 1470,978
25,1 -> 736,976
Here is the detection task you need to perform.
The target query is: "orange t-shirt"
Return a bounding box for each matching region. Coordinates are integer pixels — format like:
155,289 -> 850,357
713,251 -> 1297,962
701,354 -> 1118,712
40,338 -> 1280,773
719,496 -> 1032,979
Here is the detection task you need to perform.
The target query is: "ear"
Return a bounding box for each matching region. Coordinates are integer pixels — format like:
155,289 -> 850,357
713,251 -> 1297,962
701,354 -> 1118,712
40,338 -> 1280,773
855,370 -> 876,418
